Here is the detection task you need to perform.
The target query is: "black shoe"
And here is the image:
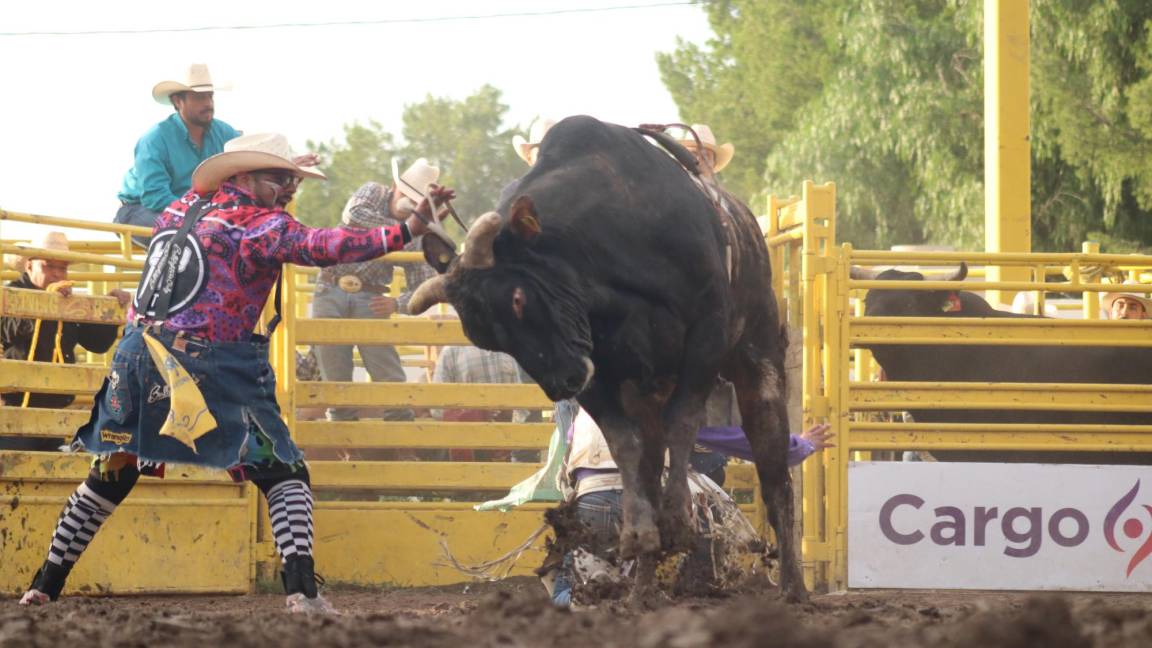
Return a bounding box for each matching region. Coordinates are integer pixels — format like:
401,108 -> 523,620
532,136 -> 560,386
27,561 -> 72,601
280,555 -> 324,599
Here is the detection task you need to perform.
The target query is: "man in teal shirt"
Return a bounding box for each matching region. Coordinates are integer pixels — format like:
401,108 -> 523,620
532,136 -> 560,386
115,64 -> 241,240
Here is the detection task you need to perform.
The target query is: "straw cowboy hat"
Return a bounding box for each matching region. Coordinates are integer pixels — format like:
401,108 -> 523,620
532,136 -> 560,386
512,118 -> 557,164
152,63 -> 220,105
390,157 -> 441,203
5,231 -> 70,271
1102,280 -> 1152,313
676,124 -> 735,173
192,132 -> 326,193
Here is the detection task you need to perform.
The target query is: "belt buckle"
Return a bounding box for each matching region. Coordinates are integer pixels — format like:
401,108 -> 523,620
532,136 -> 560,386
338,275 -> 363,293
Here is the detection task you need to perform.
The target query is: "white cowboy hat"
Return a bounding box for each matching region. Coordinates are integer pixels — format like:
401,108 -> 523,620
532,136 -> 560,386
390,157 -> 442,203
152,63 -> 220,105
1102,280 -> 1152,313
676,123 -> 735,173
512,117 -> 557,165
192,132 -> 326,193
5,231 -> 71,270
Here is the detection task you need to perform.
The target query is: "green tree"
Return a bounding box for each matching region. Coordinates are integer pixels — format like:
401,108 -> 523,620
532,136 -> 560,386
296,85 -> 524,234
397,84 -> 526,232
660,0 -> 1152,253
296,122 -> 397,228
657,0 -> 841,202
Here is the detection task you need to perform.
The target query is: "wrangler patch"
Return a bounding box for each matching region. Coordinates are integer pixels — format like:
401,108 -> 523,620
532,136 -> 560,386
100,429 -> 133,445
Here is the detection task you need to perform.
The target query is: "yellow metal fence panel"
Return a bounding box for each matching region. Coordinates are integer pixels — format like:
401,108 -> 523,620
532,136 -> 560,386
0,452 -> 254,595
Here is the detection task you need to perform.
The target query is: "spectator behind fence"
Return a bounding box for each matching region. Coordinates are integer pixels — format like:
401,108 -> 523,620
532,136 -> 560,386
673,123 -> 734,181
313,158 -> 442,422
1,231 -> 131,410
497,117 -> 557,205
1103,281 -> 1151,320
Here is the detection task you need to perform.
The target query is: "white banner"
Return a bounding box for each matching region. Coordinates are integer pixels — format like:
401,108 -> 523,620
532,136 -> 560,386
848,462 -> 1152,591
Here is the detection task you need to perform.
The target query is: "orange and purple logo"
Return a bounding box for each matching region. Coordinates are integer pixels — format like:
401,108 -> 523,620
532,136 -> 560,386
1104,480 -> 1152,577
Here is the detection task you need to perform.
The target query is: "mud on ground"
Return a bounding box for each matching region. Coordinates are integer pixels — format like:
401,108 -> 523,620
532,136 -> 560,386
2,578 -> 1151,647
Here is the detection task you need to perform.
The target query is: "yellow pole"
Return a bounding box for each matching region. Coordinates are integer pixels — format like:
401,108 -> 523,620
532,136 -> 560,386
1082,241 -> 1101,319
984,0 -> 1032,307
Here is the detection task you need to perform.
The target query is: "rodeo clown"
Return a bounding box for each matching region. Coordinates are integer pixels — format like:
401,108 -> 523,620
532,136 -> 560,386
18,133 -> 455,613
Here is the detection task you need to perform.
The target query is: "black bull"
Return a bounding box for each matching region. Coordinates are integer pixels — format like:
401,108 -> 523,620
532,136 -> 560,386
858,264 -> 1152,464
408,116 -> 804,601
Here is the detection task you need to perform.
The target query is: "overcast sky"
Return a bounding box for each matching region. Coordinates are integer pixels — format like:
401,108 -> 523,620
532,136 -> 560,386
0,0 -> 712,240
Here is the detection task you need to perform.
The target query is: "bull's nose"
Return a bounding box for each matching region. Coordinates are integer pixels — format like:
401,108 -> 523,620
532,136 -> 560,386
564,374 -> 586,393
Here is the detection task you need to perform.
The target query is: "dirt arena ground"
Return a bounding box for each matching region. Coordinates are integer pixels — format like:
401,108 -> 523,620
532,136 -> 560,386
3,577 -> 1151,647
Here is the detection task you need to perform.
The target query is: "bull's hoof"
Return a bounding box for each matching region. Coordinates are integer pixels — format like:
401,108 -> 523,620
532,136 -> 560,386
658,510 -> 695,554
780,581 -> 809,604
627,555 -> 667,610
619,525 -> 660,559
627,583 -> 670,610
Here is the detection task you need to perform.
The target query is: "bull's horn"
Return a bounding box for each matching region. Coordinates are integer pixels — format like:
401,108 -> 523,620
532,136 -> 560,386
407,274 -> 450,315
461,212 -> 502,269
850,266 -> 880,280
922,263 -> 968,282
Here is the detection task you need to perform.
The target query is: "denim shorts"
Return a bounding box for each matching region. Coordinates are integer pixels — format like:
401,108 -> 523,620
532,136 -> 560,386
72,324 -> 303,470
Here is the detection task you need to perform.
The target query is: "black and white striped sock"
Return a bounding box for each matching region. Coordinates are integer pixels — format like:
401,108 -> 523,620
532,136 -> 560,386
266,479 -> 314,561
46,482 -> 118,568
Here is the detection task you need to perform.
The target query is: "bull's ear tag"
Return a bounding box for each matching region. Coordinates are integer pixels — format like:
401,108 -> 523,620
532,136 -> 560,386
942,293 -> 962,312
510,196 -> 542,242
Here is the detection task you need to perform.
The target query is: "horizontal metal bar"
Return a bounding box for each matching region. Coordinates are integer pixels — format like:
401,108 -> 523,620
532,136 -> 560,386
10,496 -> 248,507
852,316 -> 1152,347
1,209 -> 152,235
852,336 -> 1152,347
0,451 -> 237,483
847,437 -> 1152,452
767,229 -> 804,247
850,421 -> 1152,434
850,279 -> 1152,294
0,360 -> 106,394
849,250 -> 1152,265
1,271 -> 140,283
296,381 -> 553,408
310,461 -> 758,490
311,460 -> 540,489
313,500 -> 557,511
0,243 -> 144,269
0,286 -> 126,324
289,252 -> 426,275
850,381 -> 1152,412
295,421 -> 554,449
0,240 -> 134,253
295,318 -> 471,345
0,407 -> 90,436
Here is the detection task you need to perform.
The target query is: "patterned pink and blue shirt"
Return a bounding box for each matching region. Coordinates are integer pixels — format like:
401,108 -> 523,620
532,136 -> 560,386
131,182 -> 410,342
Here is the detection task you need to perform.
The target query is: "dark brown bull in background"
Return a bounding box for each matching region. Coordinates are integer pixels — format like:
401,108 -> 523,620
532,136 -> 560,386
408,116 -> 805,602
856,263 -> 1152,464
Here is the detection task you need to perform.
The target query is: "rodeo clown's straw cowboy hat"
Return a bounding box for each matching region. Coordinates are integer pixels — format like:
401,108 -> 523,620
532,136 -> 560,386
676,124 -> 735,173
4,231 -> 71,271
1102,280 -> 1152,313
152,63 -> 224,105
192,132 -> 326,193
512,118 -> 557,165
